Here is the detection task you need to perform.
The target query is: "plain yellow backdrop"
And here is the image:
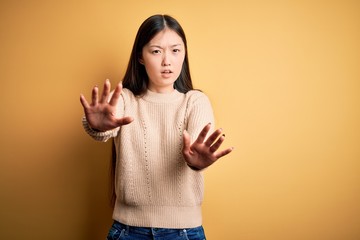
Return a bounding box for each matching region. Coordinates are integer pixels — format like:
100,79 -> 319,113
1,0 -> 359,239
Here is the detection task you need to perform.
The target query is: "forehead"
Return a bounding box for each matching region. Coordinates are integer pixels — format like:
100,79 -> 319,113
147,29 -> 184,46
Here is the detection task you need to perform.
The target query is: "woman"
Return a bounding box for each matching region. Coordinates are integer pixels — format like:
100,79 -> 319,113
80,14 -> 233,240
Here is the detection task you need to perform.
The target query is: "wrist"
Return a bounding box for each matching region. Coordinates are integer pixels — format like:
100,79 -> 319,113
187,163 -> 202,171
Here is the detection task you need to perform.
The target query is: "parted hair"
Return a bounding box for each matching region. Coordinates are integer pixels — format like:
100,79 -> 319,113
122,14 -> 193,95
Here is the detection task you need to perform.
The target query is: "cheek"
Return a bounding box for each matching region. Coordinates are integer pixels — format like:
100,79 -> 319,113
177,58 -> 185,71
144,61 -> 158,73
176,54 -> 185,67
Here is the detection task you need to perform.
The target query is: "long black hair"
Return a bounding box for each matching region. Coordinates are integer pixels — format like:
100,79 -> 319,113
110,14 -> 194,206
122,14 -> 193,95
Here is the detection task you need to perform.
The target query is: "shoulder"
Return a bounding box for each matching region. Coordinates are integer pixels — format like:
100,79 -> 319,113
184,90 -> 213,114
121,88 -> 135,98
109,87 -> 135,101
185,90 -> 211,104
120,88 -> 139,103
186,90 -> 209,100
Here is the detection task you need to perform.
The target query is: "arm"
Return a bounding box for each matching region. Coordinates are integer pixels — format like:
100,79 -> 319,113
182,92 -> 233,170
80,79 -> 134,142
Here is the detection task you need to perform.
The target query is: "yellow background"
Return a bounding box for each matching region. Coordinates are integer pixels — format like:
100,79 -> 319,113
1,0 -> 359,239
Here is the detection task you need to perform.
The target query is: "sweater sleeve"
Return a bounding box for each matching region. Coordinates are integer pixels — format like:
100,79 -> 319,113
186,91 -> 215,141
81,116 -> 119,142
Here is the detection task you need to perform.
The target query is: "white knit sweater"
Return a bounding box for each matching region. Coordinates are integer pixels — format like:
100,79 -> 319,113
82,88 -> 214,228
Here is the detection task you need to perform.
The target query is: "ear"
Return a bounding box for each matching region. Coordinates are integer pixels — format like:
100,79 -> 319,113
139,56 -> 144,65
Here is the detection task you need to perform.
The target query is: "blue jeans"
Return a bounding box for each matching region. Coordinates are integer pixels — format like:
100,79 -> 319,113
106,221 -> 206,240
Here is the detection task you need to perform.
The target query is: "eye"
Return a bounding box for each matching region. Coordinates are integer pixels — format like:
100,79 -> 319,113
152,49 -> 161,54
173,49 -> 181,53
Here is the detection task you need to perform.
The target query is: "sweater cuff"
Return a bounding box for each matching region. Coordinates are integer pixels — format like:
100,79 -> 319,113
82,116 -> 118,142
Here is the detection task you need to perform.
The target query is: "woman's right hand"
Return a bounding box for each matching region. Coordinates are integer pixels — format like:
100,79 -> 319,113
80,79 -> 133,132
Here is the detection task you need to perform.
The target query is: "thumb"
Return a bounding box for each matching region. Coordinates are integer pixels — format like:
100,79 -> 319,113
182,130 -> 191,156
115,116 -> 134,126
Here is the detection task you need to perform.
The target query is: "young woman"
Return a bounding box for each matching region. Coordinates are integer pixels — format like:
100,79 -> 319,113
80,14 -> 233,240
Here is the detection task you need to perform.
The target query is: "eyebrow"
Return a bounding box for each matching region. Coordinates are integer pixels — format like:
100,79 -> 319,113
148,44 -> 183,48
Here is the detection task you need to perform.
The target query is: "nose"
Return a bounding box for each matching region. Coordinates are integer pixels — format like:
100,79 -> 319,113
162,52 -> 171,66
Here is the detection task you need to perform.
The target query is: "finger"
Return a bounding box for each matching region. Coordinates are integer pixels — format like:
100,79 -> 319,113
195,123 -> 211,144
115,116 -> 134,126
214,147 -> 234,159
182,130 -> 191,157
109,82 -> 122,106
91,86 -> 99,106
209,134 -> 225,153
80,94 -> 90,110
204,128 -> 223,147
100,79 -> 111,103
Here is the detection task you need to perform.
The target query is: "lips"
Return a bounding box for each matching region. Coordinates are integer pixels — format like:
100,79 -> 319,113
161,70 -> 173,78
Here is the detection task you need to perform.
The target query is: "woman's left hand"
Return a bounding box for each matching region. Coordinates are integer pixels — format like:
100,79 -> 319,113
182,123 -> 234,170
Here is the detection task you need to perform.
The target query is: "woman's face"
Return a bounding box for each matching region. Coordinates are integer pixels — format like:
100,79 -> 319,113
140,28 -> 186,93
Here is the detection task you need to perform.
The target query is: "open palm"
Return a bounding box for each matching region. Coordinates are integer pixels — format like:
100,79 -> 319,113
182,123 -> 233,170
80,80 -> 133,131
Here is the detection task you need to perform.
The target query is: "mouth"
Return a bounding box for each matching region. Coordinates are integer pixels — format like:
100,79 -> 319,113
161,69 -> 173,74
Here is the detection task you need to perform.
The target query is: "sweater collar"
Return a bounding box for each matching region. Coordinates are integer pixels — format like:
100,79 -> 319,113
142,89 -> 183,103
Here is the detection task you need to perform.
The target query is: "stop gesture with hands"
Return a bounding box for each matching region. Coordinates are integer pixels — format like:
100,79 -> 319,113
80,79 -> 134,131
80,79 -> 233,169
183,123 -> 234,170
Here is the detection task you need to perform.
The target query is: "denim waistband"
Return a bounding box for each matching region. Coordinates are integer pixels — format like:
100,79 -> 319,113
113,220 -> 198,237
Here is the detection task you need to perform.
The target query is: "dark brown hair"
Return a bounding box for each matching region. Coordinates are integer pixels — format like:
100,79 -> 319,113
122,14 -> 193,95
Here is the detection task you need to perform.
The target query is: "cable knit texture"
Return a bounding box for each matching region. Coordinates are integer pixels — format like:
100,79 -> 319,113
82,88 -> 214,228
